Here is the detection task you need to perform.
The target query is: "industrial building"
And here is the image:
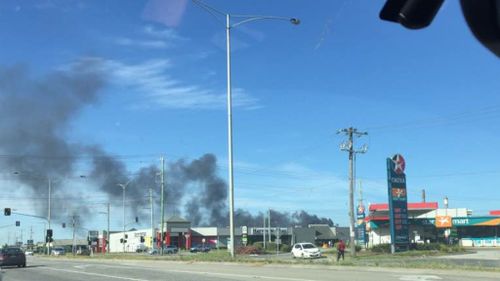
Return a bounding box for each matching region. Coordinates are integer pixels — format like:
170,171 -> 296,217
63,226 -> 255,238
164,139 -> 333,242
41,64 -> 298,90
106,216 -> 347,253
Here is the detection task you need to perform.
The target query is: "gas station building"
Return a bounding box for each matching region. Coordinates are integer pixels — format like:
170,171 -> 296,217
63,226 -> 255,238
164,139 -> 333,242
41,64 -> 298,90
365,202 -> 500,247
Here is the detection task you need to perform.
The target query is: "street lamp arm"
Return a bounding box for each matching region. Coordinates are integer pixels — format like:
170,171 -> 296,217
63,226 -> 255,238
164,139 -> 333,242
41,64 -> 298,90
192,0 -> 226,25
231,16 -> 300,28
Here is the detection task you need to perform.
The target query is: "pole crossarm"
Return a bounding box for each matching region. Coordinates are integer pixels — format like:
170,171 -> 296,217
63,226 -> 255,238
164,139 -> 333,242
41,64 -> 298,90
11,211 -> 48,221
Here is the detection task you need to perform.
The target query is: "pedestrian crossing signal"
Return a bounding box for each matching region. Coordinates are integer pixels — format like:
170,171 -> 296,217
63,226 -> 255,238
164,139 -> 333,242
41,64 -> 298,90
4,208 -> 11,216
15,221 -> 20,227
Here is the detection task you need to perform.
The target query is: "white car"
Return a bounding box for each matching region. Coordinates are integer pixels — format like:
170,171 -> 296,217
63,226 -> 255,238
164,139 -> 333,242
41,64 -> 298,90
51,247 -> 65,256
291,243 -> 321,259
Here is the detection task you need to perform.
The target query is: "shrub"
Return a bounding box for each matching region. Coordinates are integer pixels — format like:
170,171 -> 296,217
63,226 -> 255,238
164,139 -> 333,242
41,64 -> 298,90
280,244 -> 292,252
252,242 -> 291,253
370,243 -> 391,253
236,246 -> 263,255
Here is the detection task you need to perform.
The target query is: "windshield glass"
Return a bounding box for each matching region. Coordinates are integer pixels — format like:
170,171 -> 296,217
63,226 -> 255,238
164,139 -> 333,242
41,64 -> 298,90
302,244 -> 316,249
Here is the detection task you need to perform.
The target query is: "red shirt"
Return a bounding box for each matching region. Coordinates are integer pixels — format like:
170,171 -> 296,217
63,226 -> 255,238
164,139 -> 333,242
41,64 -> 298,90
337,241 -> 346,251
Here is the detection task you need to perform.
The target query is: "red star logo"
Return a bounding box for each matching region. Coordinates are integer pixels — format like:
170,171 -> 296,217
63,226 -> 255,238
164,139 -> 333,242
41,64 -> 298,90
392,154 -> 405,174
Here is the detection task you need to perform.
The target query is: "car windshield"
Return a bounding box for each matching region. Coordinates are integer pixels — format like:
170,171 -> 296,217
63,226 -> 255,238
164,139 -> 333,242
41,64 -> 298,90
0,1 -> 498,279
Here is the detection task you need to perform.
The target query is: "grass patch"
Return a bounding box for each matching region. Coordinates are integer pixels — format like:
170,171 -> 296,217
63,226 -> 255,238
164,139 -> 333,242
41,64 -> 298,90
37,249 -> 499,273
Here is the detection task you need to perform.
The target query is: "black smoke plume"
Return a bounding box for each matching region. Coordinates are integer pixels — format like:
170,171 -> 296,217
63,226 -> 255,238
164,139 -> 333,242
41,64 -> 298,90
0,61 -> 333,229
0,61 -> 105,219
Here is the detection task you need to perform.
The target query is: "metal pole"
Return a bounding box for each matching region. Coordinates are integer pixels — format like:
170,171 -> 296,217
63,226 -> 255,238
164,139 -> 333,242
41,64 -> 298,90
263,215 -> 266,250
107,203 -> 110,254
160,156 -> 165,255
47,178 -> 51,256
122,185 -> 126,253
150,188 -> 155,250
72,216 -> 76,255
348,128 -> 356,257
268,209 -> 271,243
226,13 -> 235,258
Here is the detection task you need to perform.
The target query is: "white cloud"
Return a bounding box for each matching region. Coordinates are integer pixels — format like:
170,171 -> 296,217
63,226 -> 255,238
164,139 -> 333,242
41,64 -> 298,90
76,57 -> 259,110
113,37 -> 169,49
111,25 -> 185,50
143,25 -> 184,41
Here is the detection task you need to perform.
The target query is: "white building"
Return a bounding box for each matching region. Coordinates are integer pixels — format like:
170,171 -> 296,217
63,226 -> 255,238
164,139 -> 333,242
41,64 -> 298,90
109,229 -> 154,253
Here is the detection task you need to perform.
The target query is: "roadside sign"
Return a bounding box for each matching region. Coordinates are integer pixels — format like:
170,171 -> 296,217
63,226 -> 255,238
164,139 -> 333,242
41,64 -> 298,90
275,238 -> 281,244
435,216 -> 452,228
387,154 -> 409,253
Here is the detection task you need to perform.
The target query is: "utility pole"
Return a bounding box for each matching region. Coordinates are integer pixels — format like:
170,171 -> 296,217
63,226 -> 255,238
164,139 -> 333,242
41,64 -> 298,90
263,215 -> 266,249
149,188 -> 155,251
160,156 -> 165,255
107,203 -> 110,254
268,209 -> 272,243
72,215 -> 77,255
47,178 -> 52,256
338,127 -> 368,257
29,226 -> 33,250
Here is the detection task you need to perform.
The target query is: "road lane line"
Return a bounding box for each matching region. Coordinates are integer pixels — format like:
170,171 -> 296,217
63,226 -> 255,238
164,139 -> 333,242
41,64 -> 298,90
160,269 -> 321,281
49,262 -> 321,281
397,275 -> 443,281
43,267 -> 150,281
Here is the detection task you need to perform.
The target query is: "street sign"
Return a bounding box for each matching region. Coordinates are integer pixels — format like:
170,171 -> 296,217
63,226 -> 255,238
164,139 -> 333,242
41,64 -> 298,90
387,154 -> 409,253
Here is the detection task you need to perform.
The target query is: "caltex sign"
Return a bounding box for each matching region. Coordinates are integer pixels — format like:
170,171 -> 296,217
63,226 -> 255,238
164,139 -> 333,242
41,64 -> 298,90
387,154 -> 409,253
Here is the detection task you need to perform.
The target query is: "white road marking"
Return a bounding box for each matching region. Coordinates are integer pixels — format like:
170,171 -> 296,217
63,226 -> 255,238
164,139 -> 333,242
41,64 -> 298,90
46,263 -> 321,281
397,275 -> 443,281
44,267 -> 150,281
73,264 -> 90,269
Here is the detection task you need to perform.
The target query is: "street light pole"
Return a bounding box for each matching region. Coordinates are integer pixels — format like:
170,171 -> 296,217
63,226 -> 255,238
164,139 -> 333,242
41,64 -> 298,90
118,180 -> 132,253
122,185 -> 125,253
192,0 -> 300,258
47,178 -> 51,256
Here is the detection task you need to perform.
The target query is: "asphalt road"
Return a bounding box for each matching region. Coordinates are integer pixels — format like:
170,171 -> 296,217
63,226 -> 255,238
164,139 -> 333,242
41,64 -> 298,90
1,256 -> 499,281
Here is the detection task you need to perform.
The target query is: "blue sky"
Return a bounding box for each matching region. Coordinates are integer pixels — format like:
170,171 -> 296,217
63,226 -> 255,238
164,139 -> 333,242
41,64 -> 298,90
0,0 -> 499,243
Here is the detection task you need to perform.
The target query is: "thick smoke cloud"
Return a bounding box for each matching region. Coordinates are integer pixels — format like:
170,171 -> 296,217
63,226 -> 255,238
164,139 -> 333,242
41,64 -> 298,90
0,61 -> 333,229
234,209 -> 334,228
0,62 -> 105,219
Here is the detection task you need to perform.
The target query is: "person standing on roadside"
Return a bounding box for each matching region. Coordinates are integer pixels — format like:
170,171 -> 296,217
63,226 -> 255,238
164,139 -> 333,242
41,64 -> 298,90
337,239 -> 346,261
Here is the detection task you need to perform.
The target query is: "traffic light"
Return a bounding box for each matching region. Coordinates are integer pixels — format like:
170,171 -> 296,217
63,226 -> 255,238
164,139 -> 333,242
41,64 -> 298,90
140,236 -> 145,243
4,208 -> 11,216
62,223 -> 66,228
120,238 -> 123,243
15,221 -> 20,227
135,216 -> 139,223
47,229 -> 53,238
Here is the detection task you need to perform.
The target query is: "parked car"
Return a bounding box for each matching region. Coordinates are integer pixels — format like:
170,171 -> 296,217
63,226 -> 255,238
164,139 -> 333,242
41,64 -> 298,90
189,244 -> 211,253
51,247 -> 65,256
148,245 -> 178,255
0,247 -> 26,267
164,245 -> 178,254
291,243 -> 321,259
24,250 -> 33,256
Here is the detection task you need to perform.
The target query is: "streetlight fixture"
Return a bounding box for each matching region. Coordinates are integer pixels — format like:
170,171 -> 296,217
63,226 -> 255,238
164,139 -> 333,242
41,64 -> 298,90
117,180 -> 133,253
192,0 -> 300,258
